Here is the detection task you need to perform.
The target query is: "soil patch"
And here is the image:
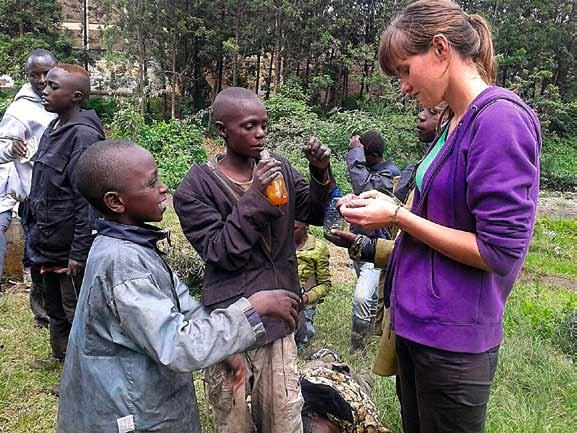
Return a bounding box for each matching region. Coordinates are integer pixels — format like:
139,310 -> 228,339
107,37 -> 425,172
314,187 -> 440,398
538,191 -> 577,219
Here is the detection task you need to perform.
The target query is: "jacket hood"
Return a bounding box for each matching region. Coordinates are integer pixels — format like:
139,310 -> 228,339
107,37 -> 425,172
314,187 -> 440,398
468,86 -> 540,140
13,83 -> 42,104
51,109 -> 105,138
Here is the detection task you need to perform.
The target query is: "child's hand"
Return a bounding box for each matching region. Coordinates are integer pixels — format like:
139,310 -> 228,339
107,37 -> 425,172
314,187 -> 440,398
11,139 -> 27,158
304,137 -> 331,171
248,290 -> 300,330
222,354 -> 246,392
329,229 -> 358,248
252,158 -> 282,194
349,135 -> 363,149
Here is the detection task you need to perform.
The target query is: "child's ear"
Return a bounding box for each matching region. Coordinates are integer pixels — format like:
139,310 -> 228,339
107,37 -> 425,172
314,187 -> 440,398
103,191 -> 125,215
72,90 -> 85,105
215,121 -> 227,139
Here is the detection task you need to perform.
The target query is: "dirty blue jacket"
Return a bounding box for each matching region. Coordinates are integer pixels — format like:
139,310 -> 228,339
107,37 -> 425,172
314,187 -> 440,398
57,220 -> 265,433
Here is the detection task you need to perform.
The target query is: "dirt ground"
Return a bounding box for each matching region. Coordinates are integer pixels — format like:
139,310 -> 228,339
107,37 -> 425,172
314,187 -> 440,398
537,191 -> 577,219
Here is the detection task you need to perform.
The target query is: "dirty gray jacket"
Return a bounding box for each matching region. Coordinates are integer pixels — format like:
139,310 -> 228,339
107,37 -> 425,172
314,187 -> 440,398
57,220 -> 265,433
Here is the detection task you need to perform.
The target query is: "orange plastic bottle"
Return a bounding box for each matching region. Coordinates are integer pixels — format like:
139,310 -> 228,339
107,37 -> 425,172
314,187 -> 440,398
261,150 -> 289,206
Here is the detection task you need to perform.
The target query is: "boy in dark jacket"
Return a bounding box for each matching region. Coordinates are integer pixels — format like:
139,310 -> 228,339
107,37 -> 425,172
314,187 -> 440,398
174,87 -> 333,433
28,64 -> 105,379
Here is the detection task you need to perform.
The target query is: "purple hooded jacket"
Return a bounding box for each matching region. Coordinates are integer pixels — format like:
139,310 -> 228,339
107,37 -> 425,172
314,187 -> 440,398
389,86 -> 541,353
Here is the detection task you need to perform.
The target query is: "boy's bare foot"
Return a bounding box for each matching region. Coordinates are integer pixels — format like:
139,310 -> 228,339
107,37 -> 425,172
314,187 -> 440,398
248,290 -> 300,330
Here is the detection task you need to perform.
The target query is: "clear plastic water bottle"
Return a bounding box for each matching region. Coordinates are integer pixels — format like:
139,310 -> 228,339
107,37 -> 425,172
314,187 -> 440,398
323,187 -> 346,242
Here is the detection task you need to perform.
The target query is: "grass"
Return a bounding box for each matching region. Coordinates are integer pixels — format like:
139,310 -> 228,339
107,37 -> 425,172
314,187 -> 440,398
1,212 -> 576,433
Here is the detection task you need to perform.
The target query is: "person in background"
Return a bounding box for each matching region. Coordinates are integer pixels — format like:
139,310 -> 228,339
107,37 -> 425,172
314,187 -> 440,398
340,1 -> 541,432
0,49 -> 57,325
28,65 -> 105,392
345,131 -> 400,352
294,220 -> 332,349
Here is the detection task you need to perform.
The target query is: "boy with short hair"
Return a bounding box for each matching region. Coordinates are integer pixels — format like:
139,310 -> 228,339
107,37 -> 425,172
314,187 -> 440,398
57,139 -> 300,433
174,86 -> 333,433
345,131 -> 400,352
0,49 -> 57,317
28,64 -> 105,372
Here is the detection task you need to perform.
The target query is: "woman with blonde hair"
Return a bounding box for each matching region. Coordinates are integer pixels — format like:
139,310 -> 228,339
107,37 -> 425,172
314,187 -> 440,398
339,1 -> 541,432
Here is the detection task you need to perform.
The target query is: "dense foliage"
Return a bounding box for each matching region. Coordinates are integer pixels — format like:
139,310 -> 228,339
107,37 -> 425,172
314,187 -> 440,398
109,101 -> 207,190
0,0 -> 73,79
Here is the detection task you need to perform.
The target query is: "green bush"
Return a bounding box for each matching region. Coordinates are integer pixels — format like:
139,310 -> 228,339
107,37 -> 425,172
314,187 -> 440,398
541,136 -> 577,191
109,101 -> 207,190
84,96 -> 118,125
139,120 -> 207,190
0,89 -> 14,117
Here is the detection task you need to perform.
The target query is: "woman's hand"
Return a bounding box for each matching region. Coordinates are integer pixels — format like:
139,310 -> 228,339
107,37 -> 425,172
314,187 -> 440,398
340,191 -> 400,230
335,193 -> 358,212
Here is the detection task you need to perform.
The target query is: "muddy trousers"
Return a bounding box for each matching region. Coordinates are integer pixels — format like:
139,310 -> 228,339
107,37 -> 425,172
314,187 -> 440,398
31,266 -> 83,360
396,336 -> 499,433
205,335 -> 304,433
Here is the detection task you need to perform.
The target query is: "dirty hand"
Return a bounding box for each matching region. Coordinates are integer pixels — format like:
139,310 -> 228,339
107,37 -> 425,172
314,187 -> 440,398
304,137 -> 331,171
329,229 -> 358,248
222,354 -> 246,393
340,193 -> 400,230
11,139 -> 27,159
349,135 -> 363,149
251,158 -> 282,194
248,289 -> 300,331
67,259 -> 83,277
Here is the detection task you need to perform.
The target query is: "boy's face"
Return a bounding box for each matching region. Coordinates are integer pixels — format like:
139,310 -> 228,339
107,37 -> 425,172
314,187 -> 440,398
26,57 -> 57,97
42,67 -> 83,114
112,150 -> 169,225
217,98 -> 268,159
416,108 -> 439,143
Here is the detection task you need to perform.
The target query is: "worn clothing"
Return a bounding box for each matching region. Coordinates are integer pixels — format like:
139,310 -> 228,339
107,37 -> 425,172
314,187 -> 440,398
28,109 -> 104,266
0,209 -> 11,282
387,87 -> 541,353
297,233 -> 331,304
352,261 -> 380,323
0,83 -> 56,200
395,336 -> 499,433
346,147 -> 399,240
206,335 -> 303,433
300,355 -> 390,433
174,153 -> 331,344
346,147 -> 400,196
57,220 -> 265,433
295,234 -> 331,346
32,265 -> 83,359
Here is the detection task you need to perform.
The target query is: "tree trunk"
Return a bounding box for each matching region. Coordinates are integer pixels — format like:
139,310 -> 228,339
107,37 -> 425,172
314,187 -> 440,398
255,51 -> 261,94
265,51 -> 274,99
171,38 -> 177,119
274,7 -> 282,90
232,2 -> 241,86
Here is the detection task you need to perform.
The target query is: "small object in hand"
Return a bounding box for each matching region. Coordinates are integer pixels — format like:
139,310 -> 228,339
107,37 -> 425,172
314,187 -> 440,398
261,150 -> 288,206
323,190 -> 346,243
